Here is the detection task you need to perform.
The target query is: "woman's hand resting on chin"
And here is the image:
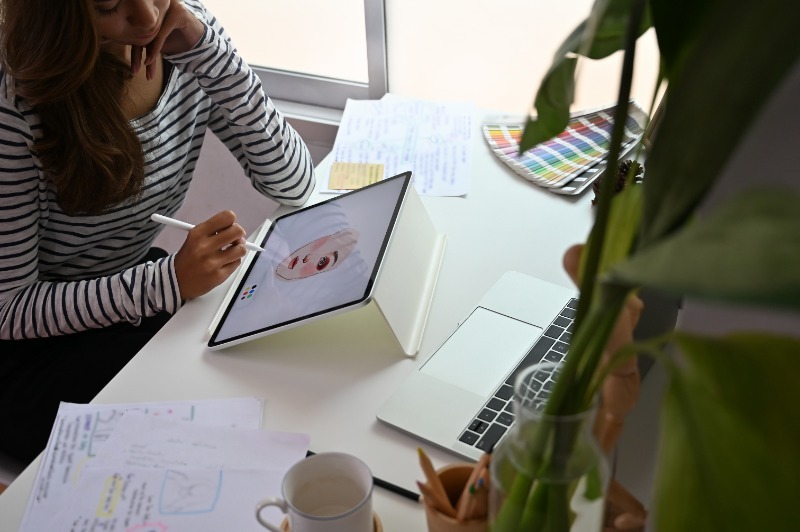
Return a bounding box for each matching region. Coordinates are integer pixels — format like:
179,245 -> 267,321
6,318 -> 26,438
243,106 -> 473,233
131,0 -> 205,80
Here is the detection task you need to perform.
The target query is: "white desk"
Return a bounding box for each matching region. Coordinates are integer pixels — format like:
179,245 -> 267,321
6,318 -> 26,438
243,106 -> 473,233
0,114 -> 598,531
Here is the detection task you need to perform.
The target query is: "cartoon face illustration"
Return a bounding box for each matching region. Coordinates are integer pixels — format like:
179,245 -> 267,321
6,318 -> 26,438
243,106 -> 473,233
276,227 -> 360,280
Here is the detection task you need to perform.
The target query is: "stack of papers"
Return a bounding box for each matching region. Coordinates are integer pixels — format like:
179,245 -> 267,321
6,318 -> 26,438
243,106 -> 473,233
19,398 -> 309,532
324,94 -> 476,196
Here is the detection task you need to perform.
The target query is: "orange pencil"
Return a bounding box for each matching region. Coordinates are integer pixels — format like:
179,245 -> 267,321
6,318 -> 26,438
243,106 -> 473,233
466,470 -> 489,520
417,448 -> 457,517
456,482 -> 476,521
455,451 -> 491,521
417,481 -> 458,518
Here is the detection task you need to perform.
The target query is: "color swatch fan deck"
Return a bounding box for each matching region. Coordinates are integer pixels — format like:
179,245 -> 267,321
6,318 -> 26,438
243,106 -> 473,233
482,102 -> 647,196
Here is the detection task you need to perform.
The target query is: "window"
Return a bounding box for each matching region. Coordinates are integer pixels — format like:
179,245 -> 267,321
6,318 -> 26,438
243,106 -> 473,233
202,0 -> 387,113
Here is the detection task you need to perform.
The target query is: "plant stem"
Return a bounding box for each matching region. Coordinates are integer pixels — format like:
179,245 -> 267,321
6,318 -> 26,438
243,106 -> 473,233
574,0 -> 646,332
493,4 -> 647,530
542,287 -> 625,417
493,301 -> 623,531
543,0 -> 646,423
492,470 -> 537,531
545,420 -> 580,530
574,286 -> 630,407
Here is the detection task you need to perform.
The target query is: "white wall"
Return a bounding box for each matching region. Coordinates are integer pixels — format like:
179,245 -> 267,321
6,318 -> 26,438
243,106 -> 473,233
386,0 -> 660,115
207,1 -> 660,116
677,59 -> 800,337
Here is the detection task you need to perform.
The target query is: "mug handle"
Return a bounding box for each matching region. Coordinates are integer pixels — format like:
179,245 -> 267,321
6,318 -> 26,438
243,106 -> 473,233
255,497 -> 288,532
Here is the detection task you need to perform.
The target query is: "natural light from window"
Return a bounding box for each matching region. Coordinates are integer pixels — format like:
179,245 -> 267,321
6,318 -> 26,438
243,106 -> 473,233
202,0 -> 369,83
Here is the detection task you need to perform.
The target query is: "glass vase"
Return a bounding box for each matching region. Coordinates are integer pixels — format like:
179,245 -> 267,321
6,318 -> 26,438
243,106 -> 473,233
489,363 -> 609,532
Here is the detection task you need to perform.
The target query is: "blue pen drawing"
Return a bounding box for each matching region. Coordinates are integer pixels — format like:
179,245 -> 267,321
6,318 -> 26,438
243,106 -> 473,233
159,469 -> 223,515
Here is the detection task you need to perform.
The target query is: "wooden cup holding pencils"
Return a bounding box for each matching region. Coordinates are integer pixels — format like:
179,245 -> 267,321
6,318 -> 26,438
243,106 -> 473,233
417,449 -> 489,532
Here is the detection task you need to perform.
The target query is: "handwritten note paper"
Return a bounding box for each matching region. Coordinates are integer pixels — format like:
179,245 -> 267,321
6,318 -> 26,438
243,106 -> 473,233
18,398 -> 287,532
46,467 -> 286,532
326,95 -> 475,196
88,413 -> 309,471
31,414 -> 310,531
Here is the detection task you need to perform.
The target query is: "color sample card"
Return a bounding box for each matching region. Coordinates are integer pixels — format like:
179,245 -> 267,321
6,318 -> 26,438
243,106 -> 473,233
483,103 -> 647,195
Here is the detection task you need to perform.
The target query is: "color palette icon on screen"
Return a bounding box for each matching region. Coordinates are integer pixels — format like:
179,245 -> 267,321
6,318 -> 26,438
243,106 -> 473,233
239,285 -> 258,301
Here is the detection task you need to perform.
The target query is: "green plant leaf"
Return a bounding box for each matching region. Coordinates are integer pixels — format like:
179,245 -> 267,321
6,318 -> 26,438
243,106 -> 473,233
583,0 -> 652,60
640,0 -> 800,246
655,333 -> 800,532
597,181 -> 642,277
609,188 -> 800,311
520,0 -> 652,151
583,464 -> 604,501
553,0 -> 652,62
648,0 -> 713,79
520,58 -> 577,152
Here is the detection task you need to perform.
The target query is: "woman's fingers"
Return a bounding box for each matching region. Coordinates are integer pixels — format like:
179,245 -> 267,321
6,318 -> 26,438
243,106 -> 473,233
130,45 -> 144,75
173,211 -> 249,299
145,0 -> 204,64
195,211 -> 248,254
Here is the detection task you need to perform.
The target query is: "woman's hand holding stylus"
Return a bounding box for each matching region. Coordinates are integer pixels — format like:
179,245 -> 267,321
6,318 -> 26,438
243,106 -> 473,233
174,211 -> 247,300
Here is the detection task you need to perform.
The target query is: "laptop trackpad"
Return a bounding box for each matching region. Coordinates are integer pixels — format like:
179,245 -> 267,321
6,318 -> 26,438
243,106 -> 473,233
420,307 -> 541,397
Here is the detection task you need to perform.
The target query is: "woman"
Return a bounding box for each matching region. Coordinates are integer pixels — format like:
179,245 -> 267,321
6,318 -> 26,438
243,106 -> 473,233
0,0 -> 315,463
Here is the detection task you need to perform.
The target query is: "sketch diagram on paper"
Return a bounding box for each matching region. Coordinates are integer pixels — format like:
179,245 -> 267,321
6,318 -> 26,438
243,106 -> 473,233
159,470 -> 223,515
89,405 -> 196,456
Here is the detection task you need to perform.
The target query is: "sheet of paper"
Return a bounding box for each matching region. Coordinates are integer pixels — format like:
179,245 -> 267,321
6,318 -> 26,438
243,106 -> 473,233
324,94 -> 475,196
87,413 -> 309,471
42,467 -> 286,532
19,398 -> 265,532
35,414 -> 309,531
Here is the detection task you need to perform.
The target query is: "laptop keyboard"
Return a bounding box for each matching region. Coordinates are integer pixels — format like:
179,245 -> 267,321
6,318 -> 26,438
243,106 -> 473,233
457,298 -> 579,452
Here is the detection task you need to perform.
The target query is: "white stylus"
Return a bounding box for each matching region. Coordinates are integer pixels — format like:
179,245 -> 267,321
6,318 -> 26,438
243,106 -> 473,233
150,213 -> 265,252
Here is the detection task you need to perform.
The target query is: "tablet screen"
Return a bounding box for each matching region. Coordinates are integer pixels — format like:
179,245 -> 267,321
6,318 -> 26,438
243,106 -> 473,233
208,172 -> 412,348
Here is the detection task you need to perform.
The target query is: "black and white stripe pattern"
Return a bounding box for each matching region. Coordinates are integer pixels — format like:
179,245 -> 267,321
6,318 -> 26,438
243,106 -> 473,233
0,0 -> 315,340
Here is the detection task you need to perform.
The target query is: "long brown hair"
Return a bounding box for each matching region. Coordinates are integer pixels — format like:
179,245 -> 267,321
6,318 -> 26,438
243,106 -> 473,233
0,0 -> 145,215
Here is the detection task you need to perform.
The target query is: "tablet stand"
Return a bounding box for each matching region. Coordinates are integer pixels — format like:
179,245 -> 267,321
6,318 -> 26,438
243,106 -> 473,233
207,185 -> 445,356
370,186 -> 446,356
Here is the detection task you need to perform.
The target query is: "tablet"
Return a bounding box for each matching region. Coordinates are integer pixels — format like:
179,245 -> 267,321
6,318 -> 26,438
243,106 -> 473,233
207,171 -> 413,350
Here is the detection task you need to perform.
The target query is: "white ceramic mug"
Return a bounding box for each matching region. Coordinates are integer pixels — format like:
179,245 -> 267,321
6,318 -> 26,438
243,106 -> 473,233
255,452 -> 374,532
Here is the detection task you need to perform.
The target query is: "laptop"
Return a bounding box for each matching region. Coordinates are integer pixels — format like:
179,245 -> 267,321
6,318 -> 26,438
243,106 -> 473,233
376,271 -> 578,460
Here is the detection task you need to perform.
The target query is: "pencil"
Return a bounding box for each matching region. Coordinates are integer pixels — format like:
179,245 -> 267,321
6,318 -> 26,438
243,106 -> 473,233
417,448 -> 456,516
417,481 -> 458,518
456,482 -> 476,522
455,450 -> 492,521
465,473 -> 489,521
150,213 -> 265,252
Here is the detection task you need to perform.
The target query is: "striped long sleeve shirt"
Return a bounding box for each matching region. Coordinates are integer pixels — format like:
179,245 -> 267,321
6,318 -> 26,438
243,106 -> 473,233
0,0 -> 315,340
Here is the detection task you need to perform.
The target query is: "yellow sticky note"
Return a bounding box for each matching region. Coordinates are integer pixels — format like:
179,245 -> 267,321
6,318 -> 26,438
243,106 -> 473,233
329,162 -> 385,190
